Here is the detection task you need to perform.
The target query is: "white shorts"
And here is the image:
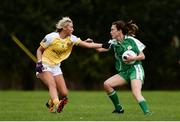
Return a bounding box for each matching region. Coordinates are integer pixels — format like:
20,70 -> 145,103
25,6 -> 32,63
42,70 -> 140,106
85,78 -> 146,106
36,63 -> 62,77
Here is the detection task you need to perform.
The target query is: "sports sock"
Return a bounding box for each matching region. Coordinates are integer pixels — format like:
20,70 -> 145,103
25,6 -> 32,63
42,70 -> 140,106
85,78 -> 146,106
108,90 -> 122,110
138,100 -> 150,114
53,98 -> 60,106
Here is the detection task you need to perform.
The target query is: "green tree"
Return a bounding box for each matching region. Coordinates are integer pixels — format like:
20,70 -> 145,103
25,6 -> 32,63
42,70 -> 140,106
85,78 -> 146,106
0,0 -> 179,90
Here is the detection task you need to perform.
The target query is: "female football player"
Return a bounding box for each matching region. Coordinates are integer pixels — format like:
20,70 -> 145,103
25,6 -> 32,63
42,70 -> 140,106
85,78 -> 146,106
97,20 -> 151,115
36,17 -> 102,113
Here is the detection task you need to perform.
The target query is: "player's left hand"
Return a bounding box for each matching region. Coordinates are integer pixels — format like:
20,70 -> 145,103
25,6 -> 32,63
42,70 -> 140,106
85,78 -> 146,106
35,61 -> 44,73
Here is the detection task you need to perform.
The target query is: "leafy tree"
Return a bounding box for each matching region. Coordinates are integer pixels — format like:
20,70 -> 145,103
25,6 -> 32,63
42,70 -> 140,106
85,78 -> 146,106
0,0 -> 179,90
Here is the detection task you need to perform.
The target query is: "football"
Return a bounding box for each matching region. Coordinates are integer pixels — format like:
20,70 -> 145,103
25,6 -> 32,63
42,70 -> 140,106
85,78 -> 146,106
122,50 -> 137,64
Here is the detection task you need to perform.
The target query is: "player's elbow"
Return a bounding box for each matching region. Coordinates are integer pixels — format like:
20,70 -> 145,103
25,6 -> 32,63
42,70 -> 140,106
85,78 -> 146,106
141,53 -> 145,60
37,46 -> 45,54
139,52 -> 145,60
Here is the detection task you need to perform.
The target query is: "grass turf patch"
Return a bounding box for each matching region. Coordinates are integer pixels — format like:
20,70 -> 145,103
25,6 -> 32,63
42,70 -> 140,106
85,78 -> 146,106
0,90 -> 180,121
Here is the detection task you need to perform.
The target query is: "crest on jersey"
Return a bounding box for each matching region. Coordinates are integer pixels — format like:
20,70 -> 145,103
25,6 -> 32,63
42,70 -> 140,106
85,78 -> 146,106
43,38 -> 47,42
127,45 -> 132,50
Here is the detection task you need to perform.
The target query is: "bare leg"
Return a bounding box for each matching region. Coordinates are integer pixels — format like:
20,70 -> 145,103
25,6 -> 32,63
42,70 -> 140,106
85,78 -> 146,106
131,79 -> 151,115
104,74 -> 126,93
103,74 -> 126,113
131,79 -> 144,101
54,74 -> 68,98
53,74 -> 68,112
39,72 -> 58,100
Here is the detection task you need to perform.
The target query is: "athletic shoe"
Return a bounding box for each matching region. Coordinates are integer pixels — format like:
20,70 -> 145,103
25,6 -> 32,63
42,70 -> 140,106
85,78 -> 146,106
112,108 -> 124,114
46,99 -> 54,108
56,97 -> 68,113
145,111 -> 153,116
45,99 -> 55,113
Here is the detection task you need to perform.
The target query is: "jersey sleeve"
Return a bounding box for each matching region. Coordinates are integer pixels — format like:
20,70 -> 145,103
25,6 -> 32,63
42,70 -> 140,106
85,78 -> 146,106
108,39 -> 113,44
128,36 -> 145,52
70,35 -> 82,46
133,38 -> 146,52
40,33 -> 54,48
108,39 -> 116,49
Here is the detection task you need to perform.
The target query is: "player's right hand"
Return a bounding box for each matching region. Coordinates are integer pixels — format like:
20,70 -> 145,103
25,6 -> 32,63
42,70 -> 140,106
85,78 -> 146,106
35,61 -> 43,73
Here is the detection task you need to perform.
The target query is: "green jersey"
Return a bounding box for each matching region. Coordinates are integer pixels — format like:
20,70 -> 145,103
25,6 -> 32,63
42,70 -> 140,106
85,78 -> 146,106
109,35 -> 145,72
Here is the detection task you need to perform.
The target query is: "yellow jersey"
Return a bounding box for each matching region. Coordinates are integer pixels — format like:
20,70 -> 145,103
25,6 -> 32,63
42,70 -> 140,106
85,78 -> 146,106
40,32 -> 81,66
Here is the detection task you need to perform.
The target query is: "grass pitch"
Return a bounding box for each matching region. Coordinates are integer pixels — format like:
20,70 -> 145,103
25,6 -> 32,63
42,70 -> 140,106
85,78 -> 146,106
0,90 -> 180,121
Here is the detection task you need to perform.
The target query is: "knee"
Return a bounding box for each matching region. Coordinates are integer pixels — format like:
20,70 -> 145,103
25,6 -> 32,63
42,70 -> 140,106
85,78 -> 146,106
132,90 -> 143,100
103,82 -> 111,90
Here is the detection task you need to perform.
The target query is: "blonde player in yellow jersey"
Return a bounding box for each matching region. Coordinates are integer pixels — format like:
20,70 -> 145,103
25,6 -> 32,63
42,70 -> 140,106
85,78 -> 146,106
35,17 -> 102,113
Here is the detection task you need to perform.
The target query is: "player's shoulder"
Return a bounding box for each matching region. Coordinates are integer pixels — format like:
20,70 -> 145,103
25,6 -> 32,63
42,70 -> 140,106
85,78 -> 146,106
70,34 -> 78,40
70,34 -> 80,42
108,39 -> 117,44
127,35 -> 139,41
126,35 -> 145,51
45,32 -> 59,38
124,35 -> 135,41
44,32 -> 59,42
125,35 -> 143,44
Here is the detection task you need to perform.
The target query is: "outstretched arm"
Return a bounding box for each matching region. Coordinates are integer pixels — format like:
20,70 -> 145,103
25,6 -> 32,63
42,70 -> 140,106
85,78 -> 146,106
96,42 -> 111,52
78,39 -> 102,49
77,38 -> 111,53
96,48 -> 110,52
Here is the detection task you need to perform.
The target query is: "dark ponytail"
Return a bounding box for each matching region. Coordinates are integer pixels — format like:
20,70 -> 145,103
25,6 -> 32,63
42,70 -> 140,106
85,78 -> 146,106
112,20 -> 139,36
126,20 -> 139,36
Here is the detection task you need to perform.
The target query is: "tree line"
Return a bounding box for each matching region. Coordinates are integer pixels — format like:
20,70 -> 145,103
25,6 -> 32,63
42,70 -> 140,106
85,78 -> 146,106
0,0 -> 179,90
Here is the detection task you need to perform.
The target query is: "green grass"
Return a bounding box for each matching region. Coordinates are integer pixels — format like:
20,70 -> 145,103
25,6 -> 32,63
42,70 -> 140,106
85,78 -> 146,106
0,90 -> 180,121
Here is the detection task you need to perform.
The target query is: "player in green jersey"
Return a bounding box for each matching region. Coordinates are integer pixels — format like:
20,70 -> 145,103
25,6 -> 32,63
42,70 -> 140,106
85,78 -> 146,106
97,20 -> 151,115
